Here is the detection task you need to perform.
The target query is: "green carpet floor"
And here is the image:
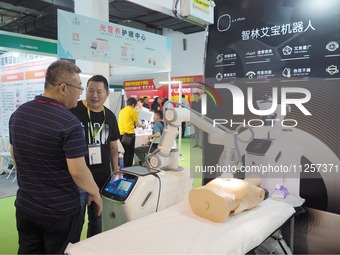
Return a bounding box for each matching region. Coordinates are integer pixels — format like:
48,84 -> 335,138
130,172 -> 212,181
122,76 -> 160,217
0,196 -> 16,255
0,137 -> 201,254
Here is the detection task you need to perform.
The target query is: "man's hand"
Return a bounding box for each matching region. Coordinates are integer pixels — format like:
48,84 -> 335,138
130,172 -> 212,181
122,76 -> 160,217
87,192 -> 103,216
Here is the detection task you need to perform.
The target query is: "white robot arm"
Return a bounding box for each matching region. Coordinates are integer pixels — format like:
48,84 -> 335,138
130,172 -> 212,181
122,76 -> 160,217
146,101 -> 254,171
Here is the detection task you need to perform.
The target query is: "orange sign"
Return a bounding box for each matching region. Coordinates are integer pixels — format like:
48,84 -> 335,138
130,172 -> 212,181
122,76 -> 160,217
25,69 -> 46,80
1,72 -> 24,82
171,75 -> 203,84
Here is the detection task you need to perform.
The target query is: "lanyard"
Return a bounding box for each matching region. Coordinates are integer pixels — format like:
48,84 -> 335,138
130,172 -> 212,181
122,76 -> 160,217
34,99 -> 66,109
87,103 -> 106,143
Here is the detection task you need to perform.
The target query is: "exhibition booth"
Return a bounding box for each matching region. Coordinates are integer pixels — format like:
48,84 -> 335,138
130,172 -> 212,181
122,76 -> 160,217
1,0 -> 340,254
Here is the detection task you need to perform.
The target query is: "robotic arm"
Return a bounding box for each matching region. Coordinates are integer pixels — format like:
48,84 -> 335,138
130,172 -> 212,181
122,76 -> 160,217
146,101 -> 254,171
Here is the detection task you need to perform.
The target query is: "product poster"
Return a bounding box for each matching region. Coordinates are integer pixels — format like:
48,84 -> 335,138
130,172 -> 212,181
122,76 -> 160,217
0,53 -> 56,135
200,0 -> 340,217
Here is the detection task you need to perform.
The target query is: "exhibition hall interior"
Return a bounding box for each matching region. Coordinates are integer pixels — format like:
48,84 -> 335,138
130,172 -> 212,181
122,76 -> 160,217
0,0 -> 339,254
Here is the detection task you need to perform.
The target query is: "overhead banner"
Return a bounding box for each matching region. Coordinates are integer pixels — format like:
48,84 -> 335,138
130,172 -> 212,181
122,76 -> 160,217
0,31 -> 56,55
201,0 -> 340,214
57,10 -> 171,71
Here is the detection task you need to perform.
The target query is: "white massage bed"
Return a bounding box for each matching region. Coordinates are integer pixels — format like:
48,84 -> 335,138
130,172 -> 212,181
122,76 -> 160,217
65,198 -> 295,254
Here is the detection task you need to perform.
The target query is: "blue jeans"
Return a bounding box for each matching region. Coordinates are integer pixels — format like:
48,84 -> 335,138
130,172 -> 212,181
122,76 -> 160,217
79,188 -> 102,238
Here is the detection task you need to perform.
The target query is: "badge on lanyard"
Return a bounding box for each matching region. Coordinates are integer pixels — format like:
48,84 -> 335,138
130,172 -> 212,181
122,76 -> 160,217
88,144 -> 102,165
87,103 -> 106,165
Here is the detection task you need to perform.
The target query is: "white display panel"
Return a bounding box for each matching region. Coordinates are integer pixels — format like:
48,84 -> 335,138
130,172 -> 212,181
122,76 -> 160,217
0,52 -> 56,136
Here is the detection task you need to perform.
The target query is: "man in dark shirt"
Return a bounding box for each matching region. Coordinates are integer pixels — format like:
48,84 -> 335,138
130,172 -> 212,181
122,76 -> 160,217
70,75 -> 120,237
9,60 -> 102,254
142,96 -> 150,109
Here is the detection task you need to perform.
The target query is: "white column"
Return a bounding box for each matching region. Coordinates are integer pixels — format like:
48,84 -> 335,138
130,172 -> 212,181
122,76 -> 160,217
75,0 -> 109,19
74,0 -> 110,104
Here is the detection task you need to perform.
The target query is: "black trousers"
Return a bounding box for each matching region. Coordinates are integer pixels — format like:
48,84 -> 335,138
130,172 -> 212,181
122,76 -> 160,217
16,208 -> 81,254
181,121 -> 186,137
120,134 -> 135,167
134,143 -> 158,163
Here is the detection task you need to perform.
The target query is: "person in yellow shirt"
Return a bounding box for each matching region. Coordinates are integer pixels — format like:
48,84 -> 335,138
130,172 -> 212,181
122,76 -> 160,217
118,97 -> 145,167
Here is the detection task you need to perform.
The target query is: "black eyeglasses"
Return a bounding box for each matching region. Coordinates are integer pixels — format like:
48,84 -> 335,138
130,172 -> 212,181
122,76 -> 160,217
62,83 -> 84,93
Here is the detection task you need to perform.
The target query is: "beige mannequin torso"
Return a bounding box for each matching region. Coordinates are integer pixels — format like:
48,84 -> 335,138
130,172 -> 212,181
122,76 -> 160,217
189,178 -> 265,223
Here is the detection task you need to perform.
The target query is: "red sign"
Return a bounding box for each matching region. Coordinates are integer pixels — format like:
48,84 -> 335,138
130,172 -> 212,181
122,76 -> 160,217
171,75 -> 203,84
123,79 -> 156,91
124,75 -> 204,105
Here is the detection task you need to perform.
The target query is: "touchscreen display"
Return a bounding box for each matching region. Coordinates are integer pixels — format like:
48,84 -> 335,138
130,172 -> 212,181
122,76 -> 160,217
102,173 -> 138,202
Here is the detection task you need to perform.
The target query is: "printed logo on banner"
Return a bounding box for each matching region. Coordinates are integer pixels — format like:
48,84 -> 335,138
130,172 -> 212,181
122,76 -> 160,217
326,41 -> 339,52
217,14 -> 246,32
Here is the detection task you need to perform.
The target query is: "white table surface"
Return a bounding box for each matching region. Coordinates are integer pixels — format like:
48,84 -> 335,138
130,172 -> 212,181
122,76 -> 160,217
117,129 -> 152,153
65,198 -> 295,255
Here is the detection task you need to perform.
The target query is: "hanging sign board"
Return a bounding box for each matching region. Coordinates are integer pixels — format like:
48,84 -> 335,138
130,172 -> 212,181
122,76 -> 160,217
57,10 -> 171,71
123,79 -> 156,91
0,31 -> 56,55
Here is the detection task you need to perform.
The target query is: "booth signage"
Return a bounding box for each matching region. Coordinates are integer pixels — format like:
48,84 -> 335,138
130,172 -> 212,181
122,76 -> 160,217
171,75 -> 203,84
124,75 -> 204,104
57,10 -> 171,71
0,33 -> 56,54
0,53 -> 56,135
123,79 -> 156,91
203,0 -> 340,214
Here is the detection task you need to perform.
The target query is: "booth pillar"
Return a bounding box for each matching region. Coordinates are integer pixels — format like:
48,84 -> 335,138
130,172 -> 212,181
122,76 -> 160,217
74,0 -> 111,106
